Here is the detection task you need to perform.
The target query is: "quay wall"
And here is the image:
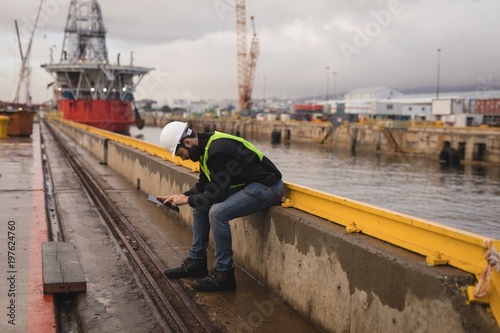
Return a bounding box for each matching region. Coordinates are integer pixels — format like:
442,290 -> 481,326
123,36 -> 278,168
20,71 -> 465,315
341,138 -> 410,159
51,120 -> 499,333
145,115 -> 500,164
331,125 -> 500,164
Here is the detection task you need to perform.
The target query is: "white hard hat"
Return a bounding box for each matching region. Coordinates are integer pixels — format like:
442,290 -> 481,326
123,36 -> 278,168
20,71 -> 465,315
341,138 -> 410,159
160,121 -> 190,157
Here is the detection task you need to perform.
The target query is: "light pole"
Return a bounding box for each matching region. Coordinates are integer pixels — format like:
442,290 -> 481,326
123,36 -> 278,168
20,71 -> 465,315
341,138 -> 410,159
263,75 -> 266,110
436,48 -> 441,100
326,66 -> 330,102
332,71 -> 337,99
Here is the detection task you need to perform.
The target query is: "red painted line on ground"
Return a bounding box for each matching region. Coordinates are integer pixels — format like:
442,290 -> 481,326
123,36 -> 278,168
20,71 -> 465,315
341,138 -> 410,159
27,130 -> 56,333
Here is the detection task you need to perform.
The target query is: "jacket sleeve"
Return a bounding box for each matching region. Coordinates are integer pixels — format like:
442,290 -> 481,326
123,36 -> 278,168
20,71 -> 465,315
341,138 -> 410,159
182,173 -> 206,197
186,152 -> 235,208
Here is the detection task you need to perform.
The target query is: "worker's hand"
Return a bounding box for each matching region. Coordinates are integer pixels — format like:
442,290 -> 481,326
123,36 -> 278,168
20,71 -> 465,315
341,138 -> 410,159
157,194 -> 189,207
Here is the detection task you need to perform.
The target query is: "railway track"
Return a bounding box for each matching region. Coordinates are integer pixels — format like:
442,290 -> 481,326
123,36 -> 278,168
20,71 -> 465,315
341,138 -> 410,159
46,122 -> 221,333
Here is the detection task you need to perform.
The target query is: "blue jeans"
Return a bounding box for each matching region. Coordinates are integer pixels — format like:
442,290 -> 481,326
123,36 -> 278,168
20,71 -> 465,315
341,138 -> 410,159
188,180 -> 284,271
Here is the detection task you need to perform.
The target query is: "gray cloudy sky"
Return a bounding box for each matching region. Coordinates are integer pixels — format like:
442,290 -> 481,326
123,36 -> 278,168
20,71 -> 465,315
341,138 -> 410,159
1,0 -> 499,105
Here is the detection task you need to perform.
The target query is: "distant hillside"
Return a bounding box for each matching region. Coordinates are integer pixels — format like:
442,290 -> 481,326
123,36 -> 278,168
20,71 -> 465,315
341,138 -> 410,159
296,83 -> 500,102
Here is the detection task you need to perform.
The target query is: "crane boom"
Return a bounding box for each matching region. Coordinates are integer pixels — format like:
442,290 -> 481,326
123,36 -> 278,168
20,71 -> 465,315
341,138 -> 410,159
235,0 -> 247,112
245,16 -> 259,111
12,0 -> 45,105
235,0 -> 259,113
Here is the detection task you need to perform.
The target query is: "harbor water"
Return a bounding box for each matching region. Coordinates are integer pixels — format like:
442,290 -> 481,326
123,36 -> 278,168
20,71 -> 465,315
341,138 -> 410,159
131,126 -> 500,239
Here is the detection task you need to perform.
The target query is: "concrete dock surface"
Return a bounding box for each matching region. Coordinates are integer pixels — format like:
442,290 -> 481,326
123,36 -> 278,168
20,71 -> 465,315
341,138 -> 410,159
2,120 -> 499,333
0,126 -> 55,333
40,121 -> 319,332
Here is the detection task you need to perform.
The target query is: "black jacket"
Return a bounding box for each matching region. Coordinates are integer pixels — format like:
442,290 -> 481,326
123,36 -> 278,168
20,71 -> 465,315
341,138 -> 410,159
183,132 -> 282,208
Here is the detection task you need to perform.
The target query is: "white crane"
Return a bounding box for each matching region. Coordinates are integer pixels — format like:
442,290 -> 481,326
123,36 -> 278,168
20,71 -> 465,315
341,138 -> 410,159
12,0 -> 45,106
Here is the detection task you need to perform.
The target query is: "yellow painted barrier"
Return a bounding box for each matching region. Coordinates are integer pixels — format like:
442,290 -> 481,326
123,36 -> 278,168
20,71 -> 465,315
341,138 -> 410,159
0,115 -> 9,138
59,119 -> 199,172
53,118 -> 500,327
282,182 -> 500,327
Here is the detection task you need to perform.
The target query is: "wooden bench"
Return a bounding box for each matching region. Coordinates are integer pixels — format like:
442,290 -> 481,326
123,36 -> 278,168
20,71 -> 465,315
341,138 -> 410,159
42,242 -> 87,294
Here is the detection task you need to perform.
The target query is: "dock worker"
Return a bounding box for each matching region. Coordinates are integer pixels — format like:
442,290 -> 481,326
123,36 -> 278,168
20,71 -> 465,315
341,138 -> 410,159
157,121 -> 284,292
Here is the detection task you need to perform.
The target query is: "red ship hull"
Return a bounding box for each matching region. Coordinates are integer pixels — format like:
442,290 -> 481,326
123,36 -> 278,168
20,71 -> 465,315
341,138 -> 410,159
59,99 -> 134,134
42,0 -> 151,135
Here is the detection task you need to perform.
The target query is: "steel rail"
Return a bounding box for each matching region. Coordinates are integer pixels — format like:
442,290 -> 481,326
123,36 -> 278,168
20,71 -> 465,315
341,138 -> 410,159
90,191 -> 182,333
53,118 -> 500,327
98,185 -> 216,331
48,120 -> 217,333
48,123 -> 176,332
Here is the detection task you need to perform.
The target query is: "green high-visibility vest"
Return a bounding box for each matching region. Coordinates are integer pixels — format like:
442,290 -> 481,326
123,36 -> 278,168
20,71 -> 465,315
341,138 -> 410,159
200,132 -> 264,188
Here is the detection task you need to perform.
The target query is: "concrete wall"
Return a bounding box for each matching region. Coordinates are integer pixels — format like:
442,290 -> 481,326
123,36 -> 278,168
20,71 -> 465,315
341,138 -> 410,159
331,125 -> 500,164
52,120 -> 499,333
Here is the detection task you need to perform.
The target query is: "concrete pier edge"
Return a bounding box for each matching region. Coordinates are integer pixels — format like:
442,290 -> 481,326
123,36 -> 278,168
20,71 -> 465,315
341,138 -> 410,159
49,119 -> 499,333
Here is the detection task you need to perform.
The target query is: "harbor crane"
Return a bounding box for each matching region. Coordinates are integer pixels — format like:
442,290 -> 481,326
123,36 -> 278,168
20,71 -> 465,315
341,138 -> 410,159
236,0 -> 259,114
12,0 -> 45,106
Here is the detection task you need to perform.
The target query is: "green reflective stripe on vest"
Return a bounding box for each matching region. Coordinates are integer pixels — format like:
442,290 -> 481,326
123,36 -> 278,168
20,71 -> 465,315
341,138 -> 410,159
200,132 -> 264,188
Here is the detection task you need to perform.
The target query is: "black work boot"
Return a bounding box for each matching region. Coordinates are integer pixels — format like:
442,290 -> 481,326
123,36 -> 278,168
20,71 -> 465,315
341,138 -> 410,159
164,257 -> 208,279
191,267 -> 237,292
